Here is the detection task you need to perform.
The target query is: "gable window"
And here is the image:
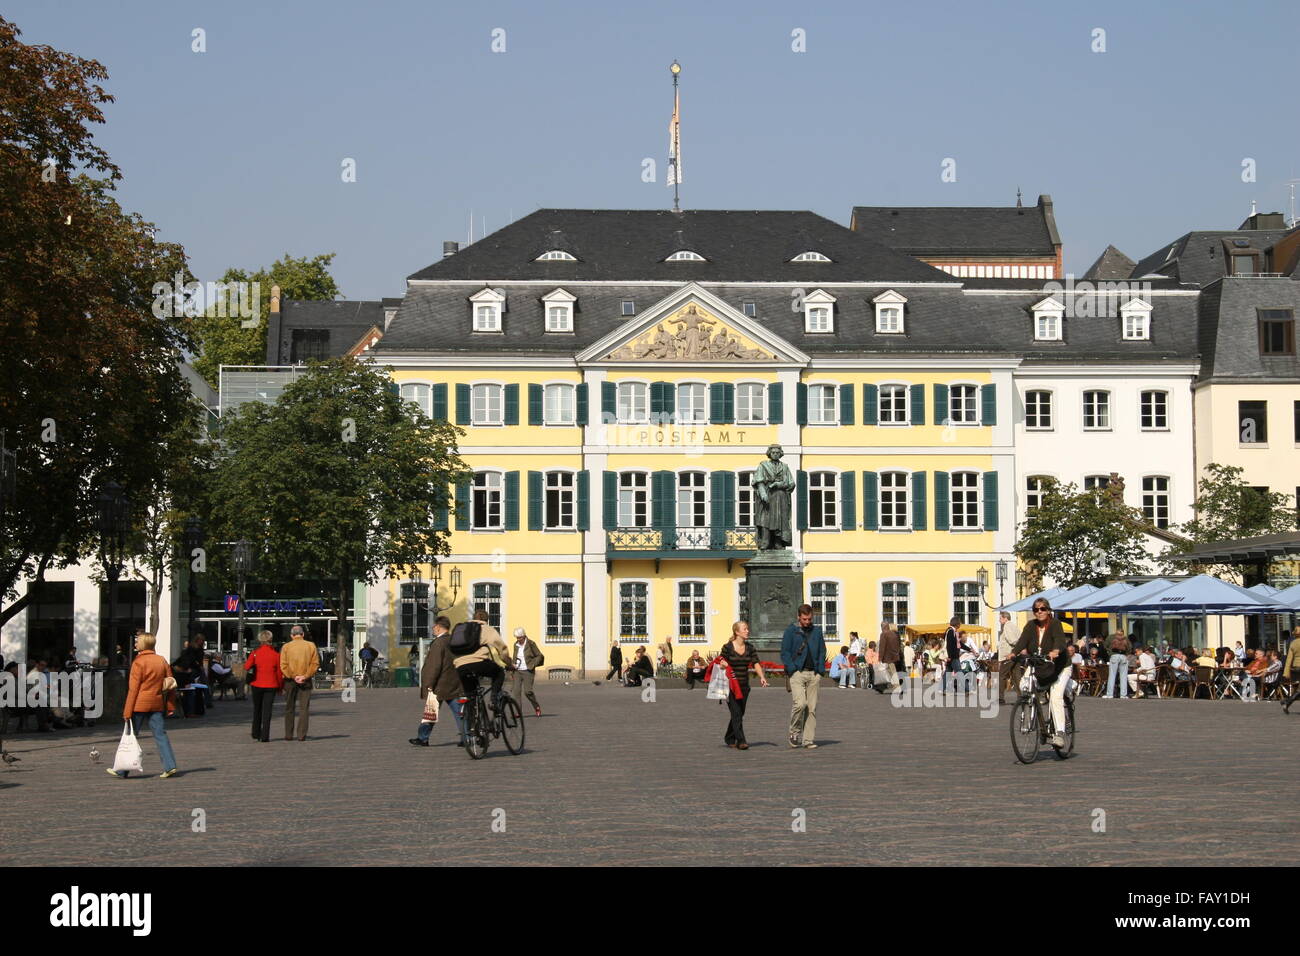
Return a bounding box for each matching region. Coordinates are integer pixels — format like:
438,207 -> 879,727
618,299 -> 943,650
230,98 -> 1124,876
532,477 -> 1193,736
621,300 -> 636,316
1142,476 -> 1170,528
544,383 -> 575,424
881,581 -> 910,627
542,289 -> 576,332
536,250 -> 576,261
1121,301 -> 1152,341
803,290 -> 837,333
1025,390 -> 1052,429
742,301 -> 757,317
810,581 -> 839,638
950,472 -> 980,529
952,582 -> 980,625
807,306 -> 831,332
1259,309 -> 1295,356
470,288 -> 505,332
676,383 -> 708,423
736,383 -> 767,424
399,582 -> 430,644
808,471 -> 838,529
544,582 -> 575,642
618,472 -> 649,527
400,383 -> 431,418
880,384 -> 908,424
677,581 -> 708,642
1083,390 -> 1111,429
1140,390 -> 1168,430
618,582 -> 649,641
666,250 -> 705,261
792,251 -> 832,262
290,329 -> 330,363
949,385 -> 978,424
880,471 -> 909,529
1025,476 -> 1049,512
471,384 -> 503,425
876,306 -> 903,333
616,382 -> 648,423
472,472 -> 503,529
545,472 -> 575,529
1239,400 -> 1268,443
470,582 -> 502,631
1031,298 -> 1064,341
737,471 -> 754,527
808,384 -> 838,424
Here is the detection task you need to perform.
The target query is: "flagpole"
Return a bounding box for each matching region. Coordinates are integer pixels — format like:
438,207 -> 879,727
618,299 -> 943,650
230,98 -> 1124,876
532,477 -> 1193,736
670,60 -> 681,213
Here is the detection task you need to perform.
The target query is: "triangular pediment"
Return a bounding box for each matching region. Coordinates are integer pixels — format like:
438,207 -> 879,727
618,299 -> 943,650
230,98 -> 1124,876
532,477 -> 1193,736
578,283 -> 808,365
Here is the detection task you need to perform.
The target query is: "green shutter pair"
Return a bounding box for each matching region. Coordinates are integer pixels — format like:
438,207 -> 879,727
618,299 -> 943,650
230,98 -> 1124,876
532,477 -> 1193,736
932,470 -> 999,531
527,470 -> 590,530
792,469 -> 858,530
650,382 -> 675,422
527,383 -> 589,425
864,384 -> 926,425
454,471 -> 523,531
932,383 -> 997,425
455,384 -> 521,424
710,471 -> 736,547
709,383 -> 734,424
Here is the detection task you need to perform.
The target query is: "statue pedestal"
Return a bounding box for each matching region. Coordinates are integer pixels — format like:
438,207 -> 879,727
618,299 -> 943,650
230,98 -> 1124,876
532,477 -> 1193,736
744,550 -> 803,666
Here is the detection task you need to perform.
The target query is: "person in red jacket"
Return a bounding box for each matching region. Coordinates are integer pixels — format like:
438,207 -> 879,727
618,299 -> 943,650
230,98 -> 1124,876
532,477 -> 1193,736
245,630 -> 285,742
106,632 -> 178,779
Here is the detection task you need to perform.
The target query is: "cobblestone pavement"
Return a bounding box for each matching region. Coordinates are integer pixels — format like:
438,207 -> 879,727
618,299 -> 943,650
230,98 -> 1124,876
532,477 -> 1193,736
2,682 -> 1296,866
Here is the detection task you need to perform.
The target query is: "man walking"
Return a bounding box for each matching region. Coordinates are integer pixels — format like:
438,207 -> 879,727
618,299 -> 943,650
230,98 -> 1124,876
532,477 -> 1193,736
944,617 -> 962,693
280,624 -> 319,741
509,627 -> 544,717
781,604 -> 826,749
996,611 -> 1019,705
877,621 -> 901,693
411,616 -> 465,747
1106,630 -> 1132,699
1281,626 -> 1300,713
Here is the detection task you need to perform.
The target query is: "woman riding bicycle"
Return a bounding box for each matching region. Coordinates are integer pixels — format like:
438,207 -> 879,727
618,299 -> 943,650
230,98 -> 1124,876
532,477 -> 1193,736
1011,598 -> 1072,748
454,609 -> 513,707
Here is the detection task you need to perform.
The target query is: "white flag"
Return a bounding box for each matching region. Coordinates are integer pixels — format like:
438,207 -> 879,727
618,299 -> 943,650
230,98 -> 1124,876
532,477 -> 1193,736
667,86 -> 682,187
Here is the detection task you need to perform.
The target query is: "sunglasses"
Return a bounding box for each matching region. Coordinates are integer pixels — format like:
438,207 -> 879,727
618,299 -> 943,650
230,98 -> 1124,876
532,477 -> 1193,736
1033,607 -> 1049,613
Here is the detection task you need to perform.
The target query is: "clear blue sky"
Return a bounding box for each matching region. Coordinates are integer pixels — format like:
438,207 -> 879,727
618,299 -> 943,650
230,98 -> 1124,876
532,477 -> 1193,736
9,0 -> 1299,299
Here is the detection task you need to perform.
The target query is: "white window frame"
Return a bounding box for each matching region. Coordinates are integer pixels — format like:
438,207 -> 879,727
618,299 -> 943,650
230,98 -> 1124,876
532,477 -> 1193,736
541,579 -> 578,643
873,289 -> 908,334
878,382 -> 909,426
1084,474 -> 1113,492
803,289 -> 837,334
949,471 -> 981,530
542,288 -> 576,333
735,381 -> 768,424
675,381 -> 709,424
543,382 -> 576,425
469,580 -> 506,633
1083,389 -> 1111,430
1025,475 -> 1052,513
398,580 -> 431,645
469,288 -> 505,332
676,579 -> 709,643
1121,300 -> 1152,341
736,470 -> 755,528
807,469 -> 840,530
792,251 -> 832,262
879,470 -> 911,530
1141,475 -> 1171,528
809,580 -> 842,640
676,469 -> 710,546
808,382 -> 839,425
951,580 -> 982,626
948,383 -> 979,425
616,579 -> 652,643
535,250 -> 576,261
399,381 -> 432,418
621,300 -> 636,316
1031,297 -> 1064,341
666,250 -> 705,261
471,470 -> 505,530
470,382 -> 504,425
617,470 -> 650,528
616,380 -> 650,424
1024,389 -> 1053,430
543,470 -> 577,530
880,579 -> 912,628
1140,389 -> 1169,430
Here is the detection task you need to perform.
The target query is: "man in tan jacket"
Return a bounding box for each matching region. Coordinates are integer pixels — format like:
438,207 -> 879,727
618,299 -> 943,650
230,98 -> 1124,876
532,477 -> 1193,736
280,625 -> 320,740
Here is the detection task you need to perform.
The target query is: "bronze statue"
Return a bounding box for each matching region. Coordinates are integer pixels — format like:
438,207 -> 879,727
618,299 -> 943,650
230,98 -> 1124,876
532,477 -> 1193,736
753,444 -> 794,550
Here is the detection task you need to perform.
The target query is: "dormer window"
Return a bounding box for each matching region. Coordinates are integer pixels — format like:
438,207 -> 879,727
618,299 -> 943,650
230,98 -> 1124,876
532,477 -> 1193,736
1120,299 -> 1152,340
803,289 -> 836,333
666,250 -> 705,261
1031,296 -> 1064,341
536,250 -> 576,261
791,252 -> 832,262
541,288 -> 576,333
873,290 -> 907,334
469,288 -> 505,332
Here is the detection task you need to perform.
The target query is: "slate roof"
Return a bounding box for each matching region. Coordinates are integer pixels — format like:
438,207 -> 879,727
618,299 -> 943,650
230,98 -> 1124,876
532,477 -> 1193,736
849,197 -> 1060,257
1196,277 -> 1300,382
1083,245 -> 1137,281
267,299 -> 388,364
1128,230 -> 1293,286
406,209 -> 954,284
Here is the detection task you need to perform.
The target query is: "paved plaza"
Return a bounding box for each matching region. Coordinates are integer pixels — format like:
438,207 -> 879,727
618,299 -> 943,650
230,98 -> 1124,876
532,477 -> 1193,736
2,682 -> 1296,866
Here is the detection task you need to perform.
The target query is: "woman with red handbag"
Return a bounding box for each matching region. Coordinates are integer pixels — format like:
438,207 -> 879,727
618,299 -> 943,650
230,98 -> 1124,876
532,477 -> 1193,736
707,621 -> 768,750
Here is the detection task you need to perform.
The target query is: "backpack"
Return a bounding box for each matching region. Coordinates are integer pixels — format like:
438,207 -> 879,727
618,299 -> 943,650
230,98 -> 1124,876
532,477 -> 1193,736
448,621 -> 483,656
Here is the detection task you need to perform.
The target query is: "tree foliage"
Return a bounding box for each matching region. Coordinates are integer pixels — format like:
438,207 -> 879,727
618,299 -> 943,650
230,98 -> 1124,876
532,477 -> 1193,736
1015,478 -> 1152,590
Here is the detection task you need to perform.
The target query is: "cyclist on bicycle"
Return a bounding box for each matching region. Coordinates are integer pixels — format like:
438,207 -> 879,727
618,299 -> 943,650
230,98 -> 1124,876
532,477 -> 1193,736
1010,598 -> 1072,748
454,610 -> 514,709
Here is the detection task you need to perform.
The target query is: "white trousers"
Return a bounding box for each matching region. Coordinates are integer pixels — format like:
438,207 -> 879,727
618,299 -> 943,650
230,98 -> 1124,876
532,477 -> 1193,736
1050,665 -> 1073,735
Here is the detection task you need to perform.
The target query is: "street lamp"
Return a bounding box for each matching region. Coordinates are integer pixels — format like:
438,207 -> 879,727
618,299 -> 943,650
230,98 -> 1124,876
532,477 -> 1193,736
97,482 -> 132,665
1016,568 -> 1028,597
232,539 -> 254,657
183,518 -> 205,646
429,560 -> 462,616
976,561 -> 1010,610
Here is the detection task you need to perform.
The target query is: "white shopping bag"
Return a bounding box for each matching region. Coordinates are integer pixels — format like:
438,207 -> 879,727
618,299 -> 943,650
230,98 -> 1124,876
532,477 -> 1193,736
706,663 -> 731,700
113,720 -> 144,774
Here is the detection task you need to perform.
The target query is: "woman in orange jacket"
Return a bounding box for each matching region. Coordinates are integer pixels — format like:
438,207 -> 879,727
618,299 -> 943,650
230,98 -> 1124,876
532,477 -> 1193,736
107,632 -> 178,778
244,630 -> 285,742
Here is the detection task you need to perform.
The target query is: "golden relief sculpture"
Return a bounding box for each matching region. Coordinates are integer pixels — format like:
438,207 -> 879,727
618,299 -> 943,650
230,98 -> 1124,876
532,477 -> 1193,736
606,303 -> 774,361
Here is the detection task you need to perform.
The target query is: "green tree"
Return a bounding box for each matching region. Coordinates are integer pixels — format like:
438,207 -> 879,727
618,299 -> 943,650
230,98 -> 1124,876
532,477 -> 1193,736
206,358 -> 468,666
0,17 -> 196,631
1015,479 -> 1152,590
1160,463 -> 1297,581
191,253 -> 341,387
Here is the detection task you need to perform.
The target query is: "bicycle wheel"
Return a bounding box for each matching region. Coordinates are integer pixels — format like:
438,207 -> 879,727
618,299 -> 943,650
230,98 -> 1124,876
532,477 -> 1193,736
1010,697 -> 1040,764
464,699 -> 489,760
499,694 -> 526,755
1053,697 -> 1075,759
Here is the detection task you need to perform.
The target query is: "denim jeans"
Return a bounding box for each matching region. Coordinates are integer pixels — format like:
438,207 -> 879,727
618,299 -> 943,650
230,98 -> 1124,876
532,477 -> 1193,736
1106,654 -> 1129,698
116,711 -> 176,775
416,697 -> 464,742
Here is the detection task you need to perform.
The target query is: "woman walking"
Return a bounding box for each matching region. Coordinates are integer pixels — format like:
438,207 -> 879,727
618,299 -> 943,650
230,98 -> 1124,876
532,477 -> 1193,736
107,632 -> 178,779
713,621 -> 767,750
245,630 -> 284,742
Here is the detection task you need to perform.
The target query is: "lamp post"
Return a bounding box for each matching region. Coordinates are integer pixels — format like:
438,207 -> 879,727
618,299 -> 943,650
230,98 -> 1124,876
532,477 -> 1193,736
1016,568 -> 1028,598
183,518 -> 205,645
97,483 -> 132,665
232,539 -> 254,657
976,561 -> 1010,611
429,560 -> 462,616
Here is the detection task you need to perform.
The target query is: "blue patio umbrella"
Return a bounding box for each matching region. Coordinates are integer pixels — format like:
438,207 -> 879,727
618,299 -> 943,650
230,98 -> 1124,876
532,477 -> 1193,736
1001,587 -> 1066,613
1055,581 -> 1133,610
1274,583 -> 1300,608
1121,575 -> 1283,613
1076,578 -> 1177,612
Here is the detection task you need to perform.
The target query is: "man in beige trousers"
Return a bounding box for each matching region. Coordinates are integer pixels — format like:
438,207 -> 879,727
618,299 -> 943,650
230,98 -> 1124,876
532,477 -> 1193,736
280,625 -> 320,740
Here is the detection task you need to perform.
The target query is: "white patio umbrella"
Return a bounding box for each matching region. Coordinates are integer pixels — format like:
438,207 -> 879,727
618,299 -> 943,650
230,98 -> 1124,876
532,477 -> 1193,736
1000,587 -> 1066,613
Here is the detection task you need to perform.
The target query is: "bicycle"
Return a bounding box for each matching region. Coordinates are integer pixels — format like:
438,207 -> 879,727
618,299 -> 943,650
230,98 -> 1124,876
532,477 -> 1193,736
1010,654 -> 1075,763
459,679 -> 526,760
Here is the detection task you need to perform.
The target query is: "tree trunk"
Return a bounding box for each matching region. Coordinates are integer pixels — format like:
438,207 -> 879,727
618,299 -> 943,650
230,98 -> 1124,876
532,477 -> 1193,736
334,562 -> 350,684
0,552 -> 49,629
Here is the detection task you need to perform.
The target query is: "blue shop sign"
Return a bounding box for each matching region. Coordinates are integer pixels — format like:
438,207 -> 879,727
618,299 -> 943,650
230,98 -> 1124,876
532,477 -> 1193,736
223,594 -> 326,615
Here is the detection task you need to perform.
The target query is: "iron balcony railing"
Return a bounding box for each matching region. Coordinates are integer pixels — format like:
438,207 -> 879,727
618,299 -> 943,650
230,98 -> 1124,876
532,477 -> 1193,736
606,526 -> 757,554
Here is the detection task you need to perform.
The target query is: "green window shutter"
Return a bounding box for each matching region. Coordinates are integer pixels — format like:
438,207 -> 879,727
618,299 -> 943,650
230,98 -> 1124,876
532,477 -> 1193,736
601,381 -> 616,422
386,381 -> 400,397
839,384 -> 855,425
863,384 -> 878,426
433,486 -> 449,531
527,471 -> 544,531
768,383 -> 784,424
431,384 -> 448,421
577,470 -> 590,531
504,384 -> 519,425
983,471 -> 999,531
933,384 -> 949,425
796,383 -> 808,426
710,382 -> 733,424
911,472 -> 927,530
652,471 -> 675,533
455,384 -> 471,425
909,384 -> 925,426
981,383 -> 997,426
576,383 -> 589,425
796,469 -> 808,531
602,471 -> 618,529
862,471 -> 879,531
650,382 -> 675,422
840,471 -> 857,530
455,479 -> 471,531
504,471 -> 520,530
934,471 -> 950,531
527,384 -> 543,425
710,471 -> 735,547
